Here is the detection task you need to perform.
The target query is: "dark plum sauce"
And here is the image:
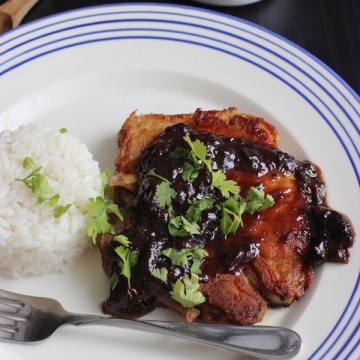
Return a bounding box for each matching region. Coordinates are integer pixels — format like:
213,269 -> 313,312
103,123 -> 355,318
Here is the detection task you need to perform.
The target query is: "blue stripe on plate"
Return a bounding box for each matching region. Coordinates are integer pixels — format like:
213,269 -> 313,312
1,16 -> 359,182
2,5 -> 359,125
311,274 -> 359,359
0,4 -> 359,359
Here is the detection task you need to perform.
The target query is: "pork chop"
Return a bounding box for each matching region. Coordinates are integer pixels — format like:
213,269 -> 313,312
98,108 -> 355,325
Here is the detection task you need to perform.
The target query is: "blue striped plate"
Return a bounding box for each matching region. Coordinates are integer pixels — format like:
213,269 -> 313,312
0,4 -> 359,360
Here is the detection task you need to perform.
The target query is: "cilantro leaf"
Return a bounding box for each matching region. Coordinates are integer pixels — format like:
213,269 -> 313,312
182,216 -> 201,235
170,146 -> 188,159
108,203 -> 123,221
84,196 -> 106,217
186,198 -> 215,222
189,248 -> 209,274
245,187 -> 275,214
147,168 -> 169,183
168,215 -> 200,237
114,234 -> 131,247
183,135 -> 212,171
84,169 -> 123,243
155,181 -> 177,208
151,267 -> 168,282
219,187 -> 275,237
160,246 -> 208,275
100,168 -> 111,192
86,208 -> 114,242
16,161 -> 71,218
53,204 -> 72,218
211,170 -> 240,197
22,157 -> 34,169
16,166 -> 50,198
181,159 -> 201,182
100,169 -> 116,200
115,245 -> 137,288
170,273 -> 206,308
108,272 -> 119,297
48,194 -> 60,207
147,169 -> 177,208
220,196 -> 246,238
32,173 -> 51,197
168,215 -> 187,237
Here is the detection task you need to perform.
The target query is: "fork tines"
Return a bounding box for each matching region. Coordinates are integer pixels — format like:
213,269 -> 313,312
0,290 -> 29,341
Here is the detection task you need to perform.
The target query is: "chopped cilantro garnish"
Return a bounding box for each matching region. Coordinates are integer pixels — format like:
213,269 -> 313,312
170,273 -> 206,308
219,196 -> 246,238
168,215 -> 201,237
115,245 -> 137,288
47,193 -> 60,206
147,168 -> 170,183
211,170 -> 240,197
186,198 -> 215,222
53,204 -> 72,218
246,186 -> 275,213
85,195 -> 123,243
85,197 -> 112,238
108,272 -> 119,297
170,146 -> 188,159
219,188 -> 275,238
147,169 -> 177,207
161,246 -> 208,275
171,143 -> 203,182
22,157 -> 34,169
156,181 -> 177,208
84,169 -> 123,243
114,234 -> 131,247
183,135 -> 212,172
16,158 -> 71,217
151,267 -> 168,282
16,166 -> 50,197
181,158 -> 201,182
147,137 -> 274,243
108,235 -> 135,294
59,128 -> 67,133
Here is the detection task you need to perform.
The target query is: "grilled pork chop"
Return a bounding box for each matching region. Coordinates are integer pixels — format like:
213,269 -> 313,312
98,108 -> 354,325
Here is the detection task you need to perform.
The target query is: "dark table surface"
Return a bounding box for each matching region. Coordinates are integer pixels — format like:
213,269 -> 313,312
18,0 -> 360,97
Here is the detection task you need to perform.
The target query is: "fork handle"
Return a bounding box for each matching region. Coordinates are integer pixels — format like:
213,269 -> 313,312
67,315 -> 302,359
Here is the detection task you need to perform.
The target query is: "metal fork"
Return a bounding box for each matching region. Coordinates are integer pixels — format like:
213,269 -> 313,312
0,289 -> 302,359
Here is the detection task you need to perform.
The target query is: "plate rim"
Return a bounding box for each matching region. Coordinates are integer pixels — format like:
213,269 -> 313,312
0,3 -> 359,360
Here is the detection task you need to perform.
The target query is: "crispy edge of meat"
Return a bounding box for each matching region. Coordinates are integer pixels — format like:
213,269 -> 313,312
199,274 -> 267,325
110,107 -> 279,192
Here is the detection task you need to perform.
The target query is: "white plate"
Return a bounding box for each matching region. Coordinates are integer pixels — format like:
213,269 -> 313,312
0,4 -> 359,360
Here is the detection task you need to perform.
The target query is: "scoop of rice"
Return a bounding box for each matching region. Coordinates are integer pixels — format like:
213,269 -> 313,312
0,124 -> 102,278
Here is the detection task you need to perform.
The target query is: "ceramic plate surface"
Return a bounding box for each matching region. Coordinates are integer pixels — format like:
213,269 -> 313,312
0,3 -> 359,360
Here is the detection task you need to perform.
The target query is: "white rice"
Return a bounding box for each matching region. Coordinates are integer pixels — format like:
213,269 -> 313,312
0,124 -> 102,278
